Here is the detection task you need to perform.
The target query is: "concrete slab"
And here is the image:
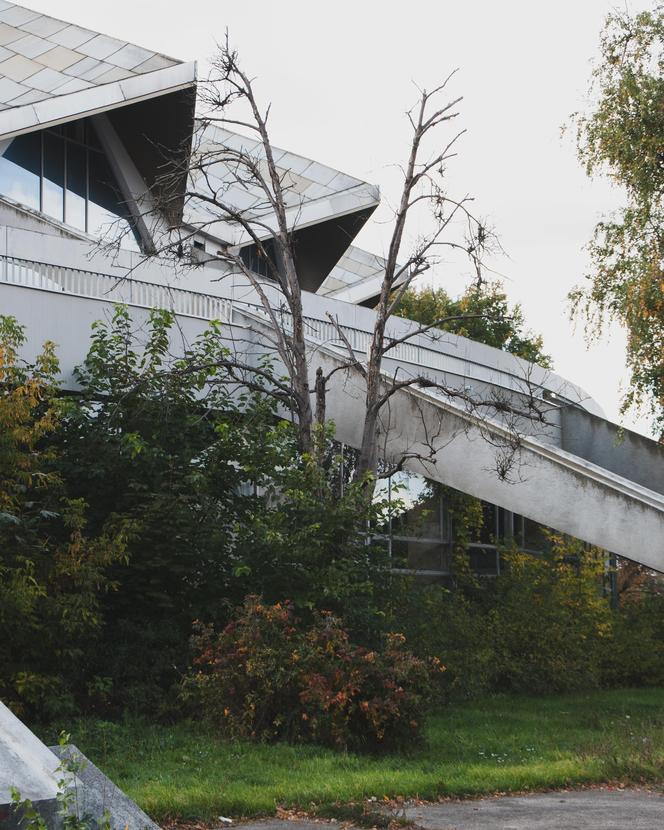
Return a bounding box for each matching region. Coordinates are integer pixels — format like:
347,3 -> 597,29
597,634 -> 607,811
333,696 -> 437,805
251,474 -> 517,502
50,744 -> 159,830
0,700 -> 62,829
1,700 -> 159,830
403,789 -> 664,830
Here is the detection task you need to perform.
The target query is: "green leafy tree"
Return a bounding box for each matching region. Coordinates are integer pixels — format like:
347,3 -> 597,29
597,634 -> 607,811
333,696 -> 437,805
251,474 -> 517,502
571,7 -> 664,430
395,280 -> 552,366
53,306 -> 281,712
0,316 -> 128,718
53,307 -> 394,712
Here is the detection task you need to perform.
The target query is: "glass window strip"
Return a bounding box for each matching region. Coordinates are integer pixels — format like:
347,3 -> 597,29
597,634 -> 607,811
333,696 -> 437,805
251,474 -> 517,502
0,118 -> 140,250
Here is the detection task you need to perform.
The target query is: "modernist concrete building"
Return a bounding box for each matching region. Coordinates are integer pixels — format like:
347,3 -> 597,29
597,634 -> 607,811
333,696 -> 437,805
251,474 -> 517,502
0,1 -> 662,575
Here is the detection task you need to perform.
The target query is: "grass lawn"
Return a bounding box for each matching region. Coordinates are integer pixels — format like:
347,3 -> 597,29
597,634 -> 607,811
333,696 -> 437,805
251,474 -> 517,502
40,688 -> 664,822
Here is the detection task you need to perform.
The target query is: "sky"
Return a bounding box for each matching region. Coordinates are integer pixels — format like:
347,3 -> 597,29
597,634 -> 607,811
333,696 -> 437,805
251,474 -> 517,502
25,0 -> 656,437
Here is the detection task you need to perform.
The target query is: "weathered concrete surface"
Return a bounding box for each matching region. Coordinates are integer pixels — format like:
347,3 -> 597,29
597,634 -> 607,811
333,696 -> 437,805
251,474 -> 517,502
402,789 -> 664,829
0,700 -> 159,830
0,701 -> 61,829
561,406 -> 664,497
50,744 -> 159,830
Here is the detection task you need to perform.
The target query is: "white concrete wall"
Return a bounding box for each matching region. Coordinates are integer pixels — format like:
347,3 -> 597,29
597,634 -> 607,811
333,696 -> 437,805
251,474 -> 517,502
2,279 -> 661,569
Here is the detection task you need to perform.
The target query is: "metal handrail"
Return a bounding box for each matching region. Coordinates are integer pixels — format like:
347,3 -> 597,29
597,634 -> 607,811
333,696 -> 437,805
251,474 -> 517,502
0,254 -> 556,405
0,255 -> 233,324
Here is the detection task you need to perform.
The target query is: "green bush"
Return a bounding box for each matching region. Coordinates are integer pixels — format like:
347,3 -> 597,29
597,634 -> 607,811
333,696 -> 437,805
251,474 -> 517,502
387,580 -> 494,702
51,308 -> 393,715
388,534 -> 623,700
601,595 -> 664,688
0,316 -> 129,719
488,537 -> 612,694
185,596 -> 441,751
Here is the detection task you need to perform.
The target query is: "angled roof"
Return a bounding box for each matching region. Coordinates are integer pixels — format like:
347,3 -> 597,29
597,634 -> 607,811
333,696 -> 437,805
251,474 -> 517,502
318,245 -> 410,306
187,122 -> 380,246
318,245 -> 388,300
0,1 -> 196,140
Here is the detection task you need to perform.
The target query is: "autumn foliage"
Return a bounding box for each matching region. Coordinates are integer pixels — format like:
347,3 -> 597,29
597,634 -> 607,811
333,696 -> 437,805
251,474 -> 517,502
185,596 -> 442,751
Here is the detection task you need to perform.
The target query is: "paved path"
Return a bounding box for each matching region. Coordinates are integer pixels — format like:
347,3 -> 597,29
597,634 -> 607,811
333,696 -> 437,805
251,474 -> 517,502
239,789 -> 664,830
403,789 -> 664,829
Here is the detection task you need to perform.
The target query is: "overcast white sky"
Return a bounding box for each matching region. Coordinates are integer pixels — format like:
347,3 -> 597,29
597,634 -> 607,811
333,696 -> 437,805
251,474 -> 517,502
27,0 -> 656,437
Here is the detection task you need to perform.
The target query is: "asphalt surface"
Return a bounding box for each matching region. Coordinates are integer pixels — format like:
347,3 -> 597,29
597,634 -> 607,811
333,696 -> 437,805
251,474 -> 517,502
402,789 -> 664,829
238,789 -> 664,830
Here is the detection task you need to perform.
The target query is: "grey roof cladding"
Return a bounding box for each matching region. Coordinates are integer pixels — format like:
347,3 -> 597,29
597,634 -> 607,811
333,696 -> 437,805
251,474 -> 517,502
0,1 -> 180,108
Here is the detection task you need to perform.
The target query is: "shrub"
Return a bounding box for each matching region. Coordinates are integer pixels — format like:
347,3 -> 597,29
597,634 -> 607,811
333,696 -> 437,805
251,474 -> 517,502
185,596 -> 441,751
388,579 -> 495,702
488,537 -> 612,693
601,595 -> 664,688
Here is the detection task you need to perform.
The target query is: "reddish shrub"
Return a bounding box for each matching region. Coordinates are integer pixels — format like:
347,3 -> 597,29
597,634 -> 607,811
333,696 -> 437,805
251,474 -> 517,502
185,596 -> 443,751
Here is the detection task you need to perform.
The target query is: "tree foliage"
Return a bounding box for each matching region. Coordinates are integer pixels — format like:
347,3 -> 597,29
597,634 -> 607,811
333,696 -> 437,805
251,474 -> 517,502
0,317 -> 128,718
572,6 -> 664,429
45,307 -> 394,713
394,280 -> 552,366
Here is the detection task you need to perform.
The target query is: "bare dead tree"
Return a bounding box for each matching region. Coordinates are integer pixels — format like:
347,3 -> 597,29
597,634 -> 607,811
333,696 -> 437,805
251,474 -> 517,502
117,35 -> 548,486
350,75 -> 491,478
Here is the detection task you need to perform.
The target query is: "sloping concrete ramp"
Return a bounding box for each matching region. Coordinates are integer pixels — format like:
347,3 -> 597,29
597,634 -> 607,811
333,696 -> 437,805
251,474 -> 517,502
316,345 -> 664,571
2,228 -> 664,571
234,303 -> 664,572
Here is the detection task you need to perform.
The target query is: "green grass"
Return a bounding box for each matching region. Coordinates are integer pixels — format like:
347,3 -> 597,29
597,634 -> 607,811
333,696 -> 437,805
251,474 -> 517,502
40,688 -> 664,821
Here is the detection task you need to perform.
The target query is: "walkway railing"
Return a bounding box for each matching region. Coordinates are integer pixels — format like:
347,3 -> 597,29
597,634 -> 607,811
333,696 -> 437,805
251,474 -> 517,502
0,255 -> 233,323
0,255 -> 433,367
0,254 -> 553,403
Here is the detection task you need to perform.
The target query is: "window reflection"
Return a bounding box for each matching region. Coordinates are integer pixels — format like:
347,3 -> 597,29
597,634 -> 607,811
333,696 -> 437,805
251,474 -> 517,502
43,132 -> 64,222
0,130 -> 40,211
378,468 -> 521,577
0,119 -> 141,251
65,142 -> 86,232
88,150 -> 136,247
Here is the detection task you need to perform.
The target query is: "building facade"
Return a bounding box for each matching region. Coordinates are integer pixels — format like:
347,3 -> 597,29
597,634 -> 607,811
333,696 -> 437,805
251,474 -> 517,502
0,2 -> 662,572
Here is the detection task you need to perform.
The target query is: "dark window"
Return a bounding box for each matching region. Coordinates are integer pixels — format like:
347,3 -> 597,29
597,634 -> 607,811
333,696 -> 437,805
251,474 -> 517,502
0,118 -> 140,251
513,514 -> 548,552
240,240 -> 279,278
468,502 -> 497,545
391,538 -> 451,574
467,546 -> 500,575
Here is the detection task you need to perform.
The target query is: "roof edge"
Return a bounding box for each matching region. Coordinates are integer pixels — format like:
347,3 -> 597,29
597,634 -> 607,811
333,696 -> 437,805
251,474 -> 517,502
0,60 -> 197,141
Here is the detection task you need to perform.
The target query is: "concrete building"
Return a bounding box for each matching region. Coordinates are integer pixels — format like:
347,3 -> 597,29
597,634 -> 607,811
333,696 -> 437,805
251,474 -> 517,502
0,0 -> 662,576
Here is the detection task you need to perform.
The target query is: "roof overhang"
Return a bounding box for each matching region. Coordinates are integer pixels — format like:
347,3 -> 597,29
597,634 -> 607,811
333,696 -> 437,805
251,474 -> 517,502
318,245 -> 409,307
0,61 -> 197,141
189,178 -> 380,249
0,62 -> 197,227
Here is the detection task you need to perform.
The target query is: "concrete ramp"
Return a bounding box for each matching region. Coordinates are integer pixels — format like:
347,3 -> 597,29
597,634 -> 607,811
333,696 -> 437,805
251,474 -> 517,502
1,232 -> 663,571
232,303 -> 664,572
